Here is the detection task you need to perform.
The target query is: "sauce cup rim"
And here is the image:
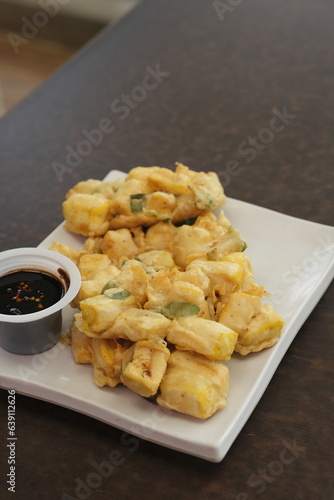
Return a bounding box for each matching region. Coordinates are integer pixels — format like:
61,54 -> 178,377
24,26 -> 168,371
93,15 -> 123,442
0,247 -> 81,323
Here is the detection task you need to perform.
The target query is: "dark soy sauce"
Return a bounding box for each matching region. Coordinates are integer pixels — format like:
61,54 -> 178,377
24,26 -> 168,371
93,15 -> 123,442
0,269 -> 65,315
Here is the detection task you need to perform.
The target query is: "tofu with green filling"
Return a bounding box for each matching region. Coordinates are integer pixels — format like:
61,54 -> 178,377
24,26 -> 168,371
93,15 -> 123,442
145,272 -> 206,314
188,171 -> 226,210
75,267 -> 119,302
103,260 -> 149,305
110,308 -> 171,342
121,338 -> 170,397
109,191 -> 176,229
79,288 -> 138,334
157,350 -> 229,419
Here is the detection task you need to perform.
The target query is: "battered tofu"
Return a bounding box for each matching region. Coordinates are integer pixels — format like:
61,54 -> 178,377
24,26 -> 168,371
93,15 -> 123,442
157,350 -> 229,419
110,309 -> 171,342
167,316 -> 238,361
58,164 -> 285,419
121,338 -> 170,397
49,241 -> 83,265
91,338 -> 128,387
218,292 -> 284,355
79,289 -> 138,334
65,178 -> 121,199
77,253 -> 112,280
144,271 -> 206,313
144,221 -> 178,252
171,215 -> 245,269
109,191 -> 177,229
62,164 -> 227,235
63,193 -> 112,237
70,321 -> 93,364
100,229 -> 141,262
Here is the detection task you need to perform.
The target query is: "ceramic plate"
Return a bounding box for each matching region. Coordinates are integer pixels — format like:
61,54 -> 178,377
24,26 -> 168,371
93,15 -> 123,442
1,170 -> 333,462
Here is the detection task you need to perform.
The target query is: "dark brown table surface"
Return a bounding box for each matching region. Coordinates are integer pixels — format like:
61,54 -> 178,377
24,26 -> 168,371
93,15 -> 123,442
0,1 -> 333,499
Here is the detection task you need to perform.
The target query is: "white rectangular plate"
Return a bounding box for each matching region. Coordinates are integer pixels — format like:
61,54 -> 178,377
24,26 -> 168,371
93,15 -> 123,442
1,170 -> 334,462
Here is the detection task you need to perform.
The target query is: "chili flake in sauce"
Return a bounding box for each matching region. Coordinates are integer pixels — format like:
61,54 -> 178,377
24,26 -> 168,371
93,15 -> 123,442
0,269 -> 64,315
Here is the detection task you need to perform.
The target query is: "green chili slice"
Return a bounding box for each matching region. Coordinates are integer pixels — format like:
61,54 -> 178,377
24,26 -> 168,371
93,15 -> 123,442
130,194 -> 146,213
105,290 -> 132,300
158,302 -> 200,319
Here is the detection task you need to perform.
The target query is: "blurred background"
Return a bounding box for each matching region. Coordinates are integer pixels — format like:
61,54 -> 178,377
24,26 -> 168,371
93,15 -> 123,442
0,0 -> 143,117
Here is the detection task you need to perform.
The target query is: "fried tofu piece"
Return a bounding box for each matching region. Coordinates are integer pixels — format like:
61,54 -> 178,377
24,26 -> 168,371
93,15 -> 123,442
129,163 -> 227,218
221,251 -> 253,272
70,321 -> 93,364
127,225 -> 146,252
79,289 -> 139,334
91,338 -> 128,387
188,171 -> 226,211
157,350 -> 229,419
172,225 -> 213,268
234,304 -> 283,355
169,266 -> 210,293
135,250 -> 175,271
171,210 -> 244,268
187,258 -> 246,296
76,307 -> 171,342
63,193 -> 112,237
108,175 -> 174,228
219,292 -> 261,331
121,338 -> 170,397
218,292 -> 284,355
101,260 -> 149,305
184,258 -> 248,320
112,165 -> 226,228
109,178 -> 150,215
77,253 -> 112,280
144,191 -> 176,219
167,316 -> 238,360
193,210 -> 228,232
128,166 -> 188,195
62,166 -> 227,236
221,253 -> 266,297
212,226 -> 247,259
72,265 -> 121,307
100,228 -> 140,262
146,168 -> 189,195
76,280 -> 107,304
144,221 -> 178,251
83,236 -> 103,254
170,164 -> 226,223
76,279 -> 111,305
145,272 -> 207,318
169,191 -> 203,224
110,308 -> 171,342
66,179 -> 106,197
65,179 -> 120,199
49,241 -> 83,265
109,191 -> 176,229
90,265 -> 120,282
